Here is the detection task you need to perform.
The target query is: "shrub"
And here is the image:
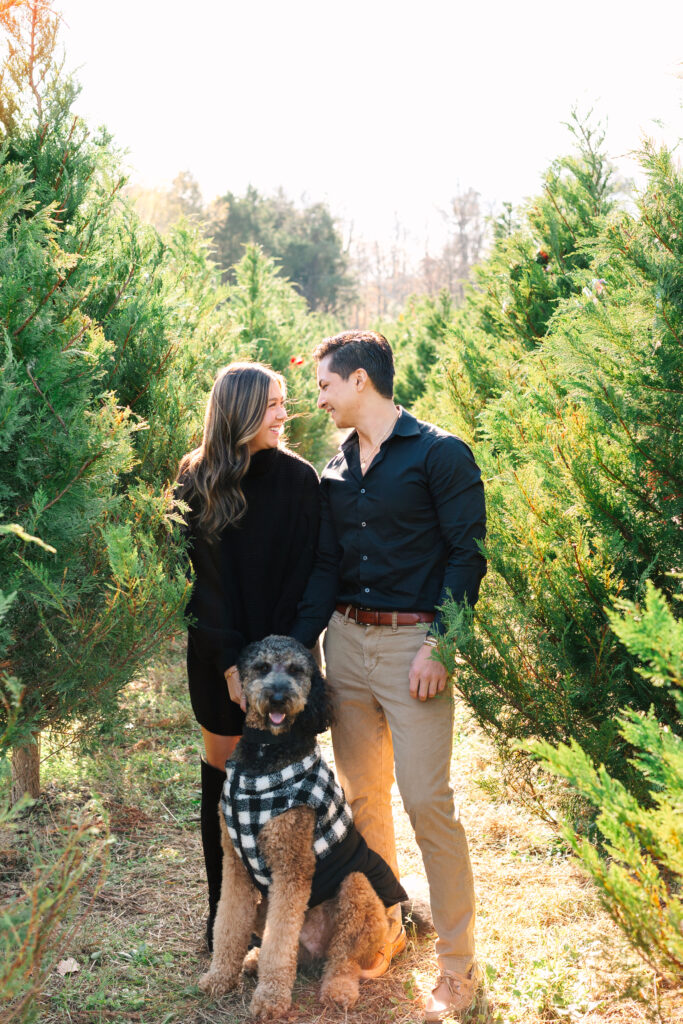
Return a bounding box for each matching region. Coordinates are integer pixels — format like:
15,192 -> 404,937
534,580 -> 682,981
431,127 -> 682,799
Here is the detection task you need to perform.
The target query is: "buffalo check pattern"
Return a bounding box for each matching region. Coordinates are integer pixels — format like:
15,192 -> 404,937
221,744 -> 353,889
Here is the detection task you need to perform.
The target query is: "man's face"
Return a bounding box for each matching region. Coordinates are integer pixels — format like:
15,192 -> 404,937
316,356 -> 360,428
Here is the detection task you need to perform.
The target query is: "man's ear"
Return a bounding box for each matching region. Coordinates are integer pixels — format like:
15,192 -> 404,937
354,369 -> 368,390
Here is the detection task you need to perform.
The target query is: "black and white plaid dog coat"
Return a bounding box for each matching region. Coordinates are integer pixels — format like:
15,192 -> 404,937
221,744 -> 407,909
223,745 -> 351,887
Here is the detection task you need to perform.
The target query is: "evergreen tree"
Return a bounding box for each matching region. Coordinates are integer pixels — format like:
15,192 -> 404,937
0,526 -> 109,1023
428,125 -> 682,798
535,580 -> 683,980
224,245 -> 335,467
386,289 -> 454,408
208,186 -> 355,313
0,0 -> 228,795
417,115 -> 615,441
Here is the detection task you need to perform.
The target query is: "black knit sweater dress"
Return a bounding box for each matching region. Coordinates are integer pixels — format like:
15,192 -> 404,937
183,447 -> 319,736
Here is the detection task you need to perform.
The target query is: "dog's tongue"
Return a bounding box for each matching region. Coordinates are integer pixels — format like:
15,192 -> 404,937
269,711 -> 286,725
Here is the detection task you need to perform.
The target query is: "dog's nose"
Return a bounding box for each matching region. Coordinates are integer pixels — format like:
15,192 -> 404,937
268,688 -> 287,708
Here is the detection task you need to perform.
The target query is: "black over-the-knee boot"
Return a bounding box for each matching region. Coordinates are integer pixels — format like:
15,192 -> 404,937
200,758 -> 227,951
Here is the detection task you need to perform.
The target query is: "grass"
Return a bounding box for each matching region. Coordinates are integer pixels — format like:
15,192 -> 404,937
2,639 -> 681,1023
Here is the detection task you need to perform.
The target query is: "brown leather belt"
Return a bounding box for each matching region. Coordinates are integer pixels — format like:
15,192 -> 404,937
335,603 -> 435,626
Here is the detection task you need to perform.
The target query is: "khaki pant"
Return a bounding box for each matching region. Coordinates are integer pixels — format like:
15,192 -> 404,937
324,610 -> 475,974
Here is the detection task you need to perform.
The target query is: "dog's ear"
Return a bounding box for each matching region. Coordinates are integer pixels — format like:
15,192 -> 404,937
298,666 -> 334,736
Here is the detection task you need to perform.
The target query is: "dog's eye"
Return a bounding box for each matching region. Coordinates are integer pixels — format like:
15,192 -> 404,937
252,660 -> 271,674
285,662 -> 303,676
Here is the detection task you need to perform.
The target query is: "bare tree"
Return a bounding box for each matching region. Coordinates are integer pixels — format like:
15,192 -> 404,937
420,187 -> 487,301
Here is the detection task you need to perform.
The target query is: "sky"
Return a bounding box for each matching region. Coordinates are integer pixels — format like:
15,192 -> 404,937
55,0 -> 683,256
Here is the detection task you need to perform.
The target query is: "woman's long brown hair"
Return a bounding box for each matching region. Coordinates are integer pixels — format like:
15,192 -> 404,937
177,362 -> 285,538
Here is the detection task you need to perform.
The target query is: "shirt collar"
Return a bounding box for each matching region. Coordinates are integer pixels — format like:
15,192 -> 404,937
339,406 -> 420,452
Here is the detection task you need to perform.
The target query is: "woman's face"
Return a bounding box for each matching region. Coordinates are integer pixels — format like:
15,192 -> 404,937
248,379 -> 287,453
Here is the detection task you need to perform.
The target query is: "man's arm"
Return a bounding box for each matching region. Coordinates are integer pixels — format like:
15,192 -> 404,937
409,434 -> 486,701
426,433 -> 487,631
290,478 -> 341,648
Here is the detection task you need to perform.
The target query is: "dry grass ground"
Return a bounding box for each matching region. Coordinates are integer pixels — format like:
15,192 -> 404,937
2,642 -> 681,1024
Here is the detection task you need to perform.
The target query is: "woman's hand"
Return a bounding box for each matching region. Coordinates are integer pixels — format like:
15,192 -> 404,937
225,666 -> 246,712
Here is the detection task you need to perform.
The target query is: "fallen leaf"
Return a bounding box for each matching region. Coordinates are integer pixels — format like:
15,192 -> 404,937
56,957 -> 80,975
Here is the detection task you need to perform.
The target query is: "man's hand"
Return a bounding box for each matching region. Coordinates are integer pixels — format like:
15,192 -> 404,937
409,643 -> 448,701
225,666 -> 246,712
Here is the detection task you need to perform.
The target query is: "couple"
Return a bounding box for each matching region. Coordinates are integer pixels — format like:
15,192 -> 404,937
177,330 -> 487,1022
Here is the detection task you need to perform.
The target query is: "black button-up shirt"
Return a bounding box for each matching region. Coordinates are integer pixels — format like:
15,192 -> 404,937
292,408 -> 486,647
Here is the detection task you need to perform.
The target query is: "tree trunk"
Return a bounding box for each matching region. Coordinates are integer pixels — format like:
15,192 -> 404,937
11,732 -> 41,804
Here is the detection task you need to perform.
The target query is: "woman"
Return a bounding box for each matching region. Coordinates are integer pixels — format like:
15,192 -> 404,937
176,362 -> 319,949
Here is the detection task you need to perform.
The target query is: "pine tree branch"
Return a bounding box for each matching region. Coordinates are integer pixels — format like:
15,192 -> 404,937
588,445 -> 662,520
13,273 -> 65,336
25,364 -> 66,430
129,342 -> 179,408
34,594 -> 189,721
570,539 -> 601,607
533,548 -> 601,659
660,303 -> 682,347
473,611 -> 560,703
544,184 -> 577,244
591,622 -> 611,691
108,323 -> 134,379
640,212 -> 674,255
598,383 -> 680,488
59,315 -> 90,352
28,0 -> 43,123
100,266 -> 136,321
42,453 -> 102,514
34,118 -> 48,153
53,115 -> 77,191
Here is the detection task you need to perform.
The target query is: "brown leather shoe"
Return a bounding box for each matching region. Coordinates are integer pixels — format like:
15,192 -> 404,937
423,965 -> 479,1021
358,925 -> 407,979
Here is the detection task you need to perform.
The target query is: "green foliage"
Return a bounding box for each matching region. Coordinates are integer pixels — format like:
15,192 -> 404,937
0,2 -> 221,749
0,527 -> 110,1024
0,802 -> 110,1024
534,581 -> 683,980
416,115 -> 615,440
208,185 -> 355,313
0,3 -> 338,758
223,244 -> 335,467
430,119 -> 682,798
380,290 -> 454,408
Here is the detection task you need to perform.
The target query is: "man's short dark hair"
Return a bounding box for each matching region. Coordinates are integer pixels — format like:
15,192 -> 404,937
313,330 -> 394,399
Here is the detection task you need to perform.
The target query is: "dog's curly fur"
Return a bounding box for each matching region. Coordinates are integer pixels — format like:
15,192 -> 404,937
199,636 -> 390,1018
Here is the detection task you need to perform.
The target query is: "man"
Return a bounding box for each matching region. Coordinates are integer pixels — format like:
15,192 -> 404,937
291,330 -> 486,1021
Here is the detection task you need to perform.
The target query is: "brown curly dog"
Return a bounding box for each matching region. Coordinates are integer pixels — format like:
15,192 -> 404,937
199,635 -> 406,1019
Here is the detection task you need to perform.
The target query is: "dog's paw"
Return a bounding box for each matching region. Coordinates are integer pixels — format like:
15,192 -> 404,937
250,981 -> 292,1019
320,972 -> 360,1009
199,968 -> 239,997
242,945 -> 260,976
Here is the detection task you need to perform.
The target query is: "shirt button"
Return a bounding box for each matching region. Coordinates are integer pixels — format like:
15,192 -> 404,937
360,488 -> 366,494
362,555 -> 368,561
361,521 -> 366,527
364,587 -> 370,593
